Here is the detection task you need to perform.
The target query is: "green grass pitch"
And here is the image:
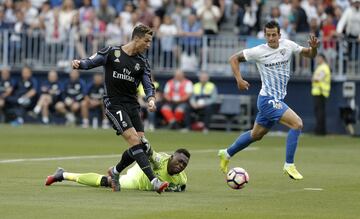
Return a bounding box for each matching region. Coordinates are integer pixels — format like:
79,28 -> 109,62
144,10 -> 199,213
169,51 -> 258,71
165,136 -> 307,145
0,125 -> 359,219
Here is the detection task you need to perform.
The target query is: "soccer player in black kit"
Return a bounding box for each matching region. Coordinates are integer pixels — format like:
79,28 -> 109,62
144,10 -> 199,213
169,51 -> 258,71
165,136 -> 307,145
71,24 -> 169,193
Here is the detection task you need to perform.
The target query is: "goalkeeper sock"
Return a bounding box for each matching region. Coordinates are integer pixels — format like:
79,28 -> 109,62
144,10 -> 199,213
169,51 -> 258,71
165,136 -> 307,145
63,172 -> 103,187
129,143 -> 156,182
227,130 -> 254,157
286,129 -> 301,163
115,149 -> 135,174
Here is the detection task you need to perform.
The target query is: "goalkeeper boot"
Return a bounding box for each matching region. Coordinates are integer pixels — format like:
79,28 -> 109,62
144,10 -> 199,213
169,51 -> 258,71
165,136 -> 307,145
107,167 -> 120,192
218,149 -> 230,174
283,163 -> 303,180
45,167 -> 64,186
151,178 -> 169,194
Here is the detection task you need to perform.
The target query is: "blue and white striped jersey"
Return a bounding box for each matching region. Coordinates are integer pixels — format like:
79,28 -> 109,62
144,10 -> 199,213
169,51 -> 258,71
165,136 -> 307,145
243,39 -> 303,100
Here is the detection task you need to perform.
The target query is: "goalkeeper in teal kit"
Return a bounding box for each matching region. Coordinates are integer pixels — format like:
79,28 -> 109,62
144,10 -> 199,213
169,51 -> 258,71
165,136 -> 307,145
45,149 -> 190,192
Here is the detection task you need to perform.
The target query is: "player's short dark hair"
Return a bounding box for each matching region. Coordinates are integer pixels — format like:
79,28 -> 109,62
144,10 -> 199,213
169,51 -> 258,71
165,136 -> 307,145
318,53 -> 327,62
264,20 -> 280,34
131,24 -> 153,40
175,148 -> 190,159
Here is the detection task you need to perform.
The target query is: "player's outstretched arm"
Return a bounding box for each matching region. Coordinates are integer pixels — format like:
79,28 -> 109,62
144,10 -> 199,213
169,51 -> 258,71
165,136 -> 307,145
229,51 -> 250,91
300,35 -> 319,59
72,47 -> 110,70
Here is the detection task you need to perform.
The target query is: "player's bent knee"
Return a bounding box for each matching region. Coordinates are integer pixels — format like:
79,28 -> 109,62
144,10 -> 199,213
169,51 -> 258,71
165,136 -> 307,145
294,118 -> 303,130
123,132 -> 141,145
251,134 -> 263,141
250,131 -> 265,141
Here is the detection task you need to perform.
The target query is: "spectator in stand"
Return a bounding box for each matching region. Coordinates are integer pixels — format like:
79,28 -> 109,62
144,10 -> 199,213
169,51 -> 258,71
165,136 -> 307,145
7,66 -> 38,126
82,9 -> 106,54
189,71 -> 218,134
279,0 -> 291,20
3,0 -> 16,25
321,14 -> 338,65
27,0 -> 50,32
32,70 -> 63,124
81,73 -> 108,129
289,0 -> 309,33
161,69 -> 193,130
136,0 -> 155,27
309,17 -> 320,37
69,12 -> 87,59
96,0 -> 116,24
336,0 -> 360,61
55,69 -> 86,125
59,0 -> 76,32
9,10 -> 29,63
233,0 -> 250,34
301,0 -> 318,24
119,2 -> 134,28
22,0 -> 38,27
158,14 -> 178,68
333,5 -> 344,25
171,4 -> 183,29
0,68 -> 14,122
267,7 -> 284,27
122,11 -> 140,43
106,15 -> 125,46
0,6 -> 11,29
181,0 -> 196,20
79,0 -> 95,24
316,4 -> 328,24
197,0 -> 221,35
178,13 -> 203,71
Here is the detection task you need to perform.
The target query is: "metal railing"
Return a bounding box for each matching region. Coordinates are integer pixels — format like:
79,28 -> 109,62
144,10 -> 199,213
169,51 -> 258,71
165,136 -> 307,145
0,30 -> 359,80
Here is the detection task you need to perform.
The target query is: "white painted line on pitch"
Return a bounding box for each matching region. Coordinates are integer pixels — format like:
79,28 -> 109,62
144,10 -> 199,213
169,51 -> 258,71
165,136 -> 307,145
304,188 -> 323,191
0,147 -> 259,164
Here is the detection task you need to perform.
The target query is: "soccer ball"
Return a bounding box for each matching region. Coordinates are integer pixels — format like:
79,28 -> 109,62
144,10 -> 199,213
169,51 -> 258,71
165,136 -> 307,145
226,167 -> 249,190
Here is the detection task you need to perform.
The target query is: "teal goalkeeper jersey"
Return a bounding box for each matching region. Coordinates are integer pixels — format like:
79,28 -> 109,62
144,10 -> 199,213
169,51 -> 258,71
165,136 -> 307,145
119,151 -> 187,191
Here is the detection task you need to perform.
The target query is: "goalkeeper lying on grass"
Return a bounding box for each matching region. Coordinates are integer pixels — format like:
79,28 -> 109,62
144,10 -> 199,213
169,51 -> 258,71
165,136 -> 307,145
45,148 -> 190,192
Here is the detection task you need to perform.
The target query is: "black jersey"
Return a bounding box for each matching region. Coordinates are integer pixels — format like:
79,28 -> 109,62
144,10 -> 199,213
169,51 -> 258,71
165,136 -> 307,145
41,81 -> 62,99
87,83 -> 105,100
13,77 -> 38,97
78,46 -> 155,104
63,79 -> 86,101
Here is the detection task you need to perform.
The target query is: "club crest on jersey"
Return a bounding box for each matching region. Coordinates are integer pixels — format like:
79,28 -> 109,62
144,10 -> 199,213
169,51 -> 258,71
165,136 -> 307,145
280,49 -> 286,56
114,50 -> 121,62
135,63 -> 140,71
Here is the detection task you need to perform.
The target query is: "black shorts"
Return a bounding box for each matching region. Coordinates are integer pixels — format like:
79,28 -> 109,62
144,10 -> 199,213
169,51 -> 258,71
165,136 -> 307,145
104,99 -> 143,135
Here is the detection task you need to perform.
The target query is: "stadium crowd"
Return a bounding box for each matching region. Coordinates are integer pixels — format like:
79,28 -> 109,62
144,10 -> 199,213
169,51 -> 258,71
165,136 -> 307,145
0,0 -> 359,65
0,0 -> 359,129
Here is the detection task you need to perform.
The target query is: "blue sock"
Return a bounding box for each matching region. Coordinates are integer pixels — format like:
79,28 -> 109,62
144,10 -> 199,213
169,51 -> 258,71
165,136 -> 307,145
286,129 -> 301,163
227,131 -> 253,157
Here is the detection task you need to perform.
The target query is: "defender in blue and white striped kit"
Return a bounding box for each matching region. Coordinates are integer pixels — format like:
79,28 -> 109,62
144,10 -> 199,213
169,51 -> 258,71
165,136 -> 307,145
218,21 -> 319,180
